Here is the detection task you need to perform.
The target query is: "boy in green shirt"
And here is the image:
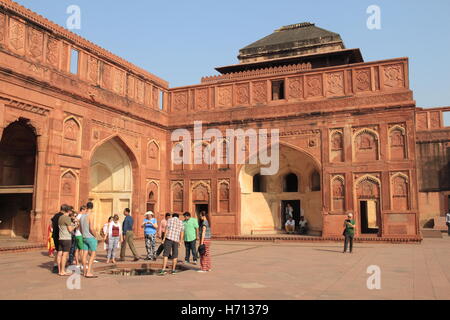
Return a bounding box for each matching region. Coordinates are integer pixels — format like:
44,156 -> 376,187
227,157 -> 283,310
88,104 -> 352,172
183,212 -> 199,264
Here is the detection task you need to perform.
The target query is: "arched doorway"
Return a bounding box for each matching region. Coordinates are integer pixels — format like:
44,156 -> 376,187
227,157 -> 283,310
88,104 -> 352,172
356,176 -> 382,236
239,144 -> 322,235
0,120 -> 36,238
89,138 -> 134,234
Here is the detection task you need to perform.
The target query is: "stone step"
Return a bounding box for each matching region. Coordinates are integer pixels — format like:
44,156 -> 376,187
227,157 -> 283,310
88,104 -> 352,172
421,228 -> 443,238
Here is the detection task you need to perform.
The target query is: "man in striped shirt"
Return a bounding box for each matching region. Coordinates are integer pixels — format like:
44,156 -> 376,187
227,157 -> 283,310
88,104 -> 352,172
160,213 -> 184,275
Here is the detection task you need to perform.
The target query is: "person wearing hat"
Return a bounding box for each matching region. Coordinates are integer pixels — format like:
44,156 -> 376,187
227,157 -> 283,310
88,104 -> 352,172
343,213 -> 356,254
142,211 -> 158,261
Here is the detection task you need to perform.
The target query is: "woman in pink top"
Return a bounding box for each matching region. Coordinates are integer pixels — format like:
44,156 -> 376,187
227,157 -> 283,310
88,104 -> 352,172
156,213 -> 171,258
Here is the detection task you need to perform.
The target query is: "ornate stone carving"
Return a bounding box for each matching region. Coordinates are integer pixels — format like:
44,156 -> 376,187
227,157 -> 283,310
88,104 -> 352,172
61,43 -> 69,71
192,181 -> 211,202
288,77 -> 303,99
9,19 -> 25,52
27,28 -> 43,60
0,13 -> 5,43
60,170 -> 78,207
383,64 -> 404,88
219,179 -> 230,213
144,83 -> 152,106
327,72 -> 344,96
357,176 -> 380,199
87,56 -> 98,83
217,86 -> 232,107
152,86 -> 159,108
127,75 -> 135,99
306,75 -> 322,98
173,91 -> 188,111
46,37 -> 59,68
252,81 -> 267,104
63,118 -> 80,155
102,63 -> 112,90
136,79 -> 145,103
147,140 -> 160,170
236,83 -> 250,105
392,173 -> 409,211
171,181 -> 184,212
330,130 -> 344,163
113,69 -> 125,95
195,88 -> 209,110
332,175 -> 345,211
389,125 -> 406,160
355,69 -> 371,92
354,129 -> 379,161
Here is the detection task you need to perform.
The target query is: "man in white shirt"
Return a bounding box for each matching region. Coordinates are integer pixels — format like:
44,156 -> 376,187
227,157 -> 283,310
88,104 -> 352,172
285,217 -> 295,234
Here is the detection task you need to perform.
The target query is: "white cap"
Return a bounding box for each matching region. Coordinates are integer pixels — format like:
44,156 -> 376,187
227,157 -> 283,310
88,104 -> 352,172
144,211 -> 154,217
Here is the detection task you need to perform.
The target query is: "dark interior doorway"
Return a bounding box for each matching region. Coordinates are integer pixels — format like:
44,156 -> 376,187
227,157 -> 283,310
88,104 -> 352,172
195,204 -> 209,217
0,194 -> 33,238
281,200 -> 301,231
360,200 -> 379,234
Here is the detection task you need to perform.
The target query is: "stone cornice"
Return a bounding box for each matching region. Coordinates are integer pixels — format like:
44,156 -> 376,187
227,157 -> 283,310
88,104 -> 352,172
0,95 -> 50,116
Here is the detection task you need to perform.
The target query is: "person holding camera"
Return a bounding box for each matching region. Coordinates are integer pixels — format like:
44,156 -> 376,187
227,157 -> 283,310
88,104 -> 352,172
343,213 -> 356,254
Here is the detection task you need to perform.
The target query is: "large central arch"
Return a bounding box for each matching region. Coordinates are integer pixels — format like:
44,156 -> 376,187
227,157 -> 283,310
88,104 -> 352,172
238,143 -> 323,235
89,137 -> 137,234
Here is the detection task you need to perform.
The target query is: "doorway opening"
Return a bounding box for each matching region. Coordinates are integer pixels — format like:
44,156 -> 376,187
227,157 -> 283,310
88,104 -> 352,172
281,200 -> 301,231
195,204 -> 209,217
360,200 -> 379,234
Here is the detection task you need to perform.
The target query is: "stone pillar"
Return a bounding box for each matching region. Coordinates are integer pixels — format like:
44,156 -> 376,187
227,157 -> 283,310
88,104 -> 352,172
28,134 -> 48,243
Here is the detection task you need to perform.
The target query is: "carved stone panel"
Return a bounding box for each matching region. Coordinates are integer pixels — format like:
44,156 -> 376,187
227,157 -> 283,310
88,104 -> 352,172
392,174 -> 409,211
192,181 -> 210,202
332,176 -> 345,212
195,88 -> 209,110
389,127 -> 406,160
136,79 -> 145,104
236,83 -> 250,105
0,13 -> 5,43
87,56 -> 98,83
383,64 -> 405,89
102,62 -> 112,90
147,141 -> 160,170
219,180 -> 230,213
326,72 -> 344,96
63,118 -> 81,155
252,81 -> 267,104
330,130 -> 344,163
46,37 -> 59,68
60,171 -> 78,207
354,130 -> 379,161
430,111 -> 441,129
172,181 -> 184,213
356,177 -> 380,199
153,86 -> 159,109
9,19 -> 25,54
173,91 -> 188,112
355,68 -> 371,92
416,112 -> 428,130
217,86 -> 232,108
144,83 -> 152,106
113,69 -> 125,96
305,75 -> 323,98
288,77 -> 303,99
27,28 -> 43,61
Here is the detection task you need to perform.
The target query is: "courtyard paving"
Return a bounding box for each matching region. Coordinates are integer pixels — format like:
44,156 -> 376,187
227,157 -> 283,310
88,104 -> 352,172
1,236 -> 450,300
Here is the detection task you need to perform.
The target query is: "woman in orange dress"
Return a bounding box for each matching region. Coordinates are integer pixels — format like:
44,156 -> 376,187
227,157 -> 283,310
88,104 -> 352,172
47,222 -> 55,257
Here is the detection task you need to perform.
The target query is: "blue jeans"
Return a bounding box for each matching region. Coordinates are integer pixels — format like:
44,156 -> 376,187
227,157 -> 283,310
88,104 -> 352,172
107,237 -> 120,260
184,239 -> 198,262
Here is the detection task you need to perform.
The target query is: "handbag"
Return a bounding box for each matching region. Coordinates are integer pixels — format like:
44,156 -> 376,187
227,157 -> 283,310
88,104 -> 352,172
198,244 -> 206,256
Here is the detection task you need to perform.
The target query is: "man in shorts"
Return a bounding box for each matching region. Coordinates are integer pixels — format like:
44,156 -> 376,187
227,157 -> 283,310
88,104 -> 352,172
74,206 -> 87,269
57,206 -> 77,276
80,202 -> 98,278
160,213 -> 184,275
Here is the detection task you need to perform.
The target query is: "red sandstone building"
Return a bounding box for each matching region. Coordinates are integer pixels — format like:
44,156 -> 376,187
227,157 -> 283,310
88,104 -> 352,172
0,0 -> 449,243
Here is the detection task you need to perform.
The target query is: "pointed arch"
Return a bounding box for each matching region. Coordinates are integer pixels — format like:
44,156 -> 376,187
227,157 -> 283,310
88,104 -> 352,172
353,128 -> 380,161
147,139 -> 160,170
391,172 -> 410,211
59,169 -> 79,208
331,175 -> 345,212
62,116 -> 82,156
389,125 -> 407,160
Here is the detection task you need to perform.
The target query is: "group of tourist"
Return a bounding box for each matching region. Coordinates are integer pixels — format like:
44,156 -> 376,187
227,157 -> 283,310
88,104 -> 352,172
284,203 -> 308,235
47,202 -> 212,278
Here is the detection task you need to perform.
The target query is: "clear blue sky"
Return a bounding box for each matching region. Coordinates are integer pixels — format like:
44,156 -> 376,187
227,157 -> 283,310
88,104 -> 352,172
14,0 -> 450,110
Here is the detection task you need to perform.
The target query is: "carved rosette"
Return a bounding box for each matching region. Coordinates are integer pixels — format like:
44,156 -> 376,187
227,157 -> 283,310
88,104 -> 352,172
173,91 -> 188,111
355,69 -> 371,92
383,64 -> 404,89
28,28 -> 43,60
46,37 -> 59,68
236,83 -> 250,105
217,86 -> 232,107
252,81 -> 267,104
288,77 -> 303,99
0,13 -> 5,43
195,88 -> 209,110
326,72 -> 344,96
306,75 -> 323,98
9,19 -> 25,53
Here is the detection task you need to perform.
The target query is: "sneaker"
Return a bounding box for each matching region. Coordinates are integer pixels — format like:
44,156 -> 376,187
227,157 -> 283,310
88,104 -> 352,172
159,270 -> 167,276
94,260 -> 99,263
192,261 -> 198,265
171,270 -> 179,275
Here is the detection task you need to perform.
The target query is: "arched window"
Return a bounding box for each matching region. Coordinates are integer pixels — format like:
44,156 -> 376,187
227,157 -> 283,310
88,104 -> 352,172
283,173 -> 298,192
253,174 -> 266,193
311,170 -> 321,192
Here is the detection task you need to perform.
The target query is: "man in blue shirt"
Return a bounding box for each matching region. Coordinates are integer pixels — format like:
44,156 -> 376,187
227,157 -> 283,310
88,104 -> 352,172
120,208 -> 139,261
